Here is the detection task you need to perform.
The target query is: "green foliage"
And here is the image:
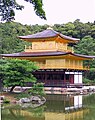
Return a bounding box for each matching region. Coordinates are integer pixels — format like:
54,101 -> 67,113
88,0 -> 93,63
16,83 -> 45,99
74,35 -> 95,55
1,58 -> 38,92
15,93 -> 30,100
0,0 -> 46,22
0,22 -> 44,54
85,68 -> 95,81
24,0 -> 46,20
28,83 -> 45,96
0,59 -> 7,80
3,99 -> 10,103
83,78 -> 92,84
83,68 -> 95,84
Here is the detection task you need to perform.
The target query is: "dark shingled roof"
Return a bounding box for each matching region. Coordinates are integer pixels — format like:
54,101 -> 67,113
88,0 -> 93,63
18,29 -> 80,42
1,51 -> 68,57
1,51 -> 94,59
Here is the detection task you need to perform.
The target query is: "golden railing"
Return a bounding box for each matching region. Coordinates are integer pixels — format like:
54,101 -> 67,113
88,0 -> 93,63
24,45 -> 74,53
37,63 -> 89,70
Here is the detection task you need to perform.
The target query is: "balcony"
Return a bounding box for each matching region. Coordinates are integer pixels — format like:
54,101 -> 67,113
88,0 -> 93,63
24,44 -> 74,53
37,63 -> 89,70
63,64 -> 89,70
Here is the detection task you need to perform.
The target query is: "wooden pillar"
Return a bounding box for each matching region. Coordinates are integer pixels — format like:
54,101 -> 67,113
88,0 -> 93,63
51,72 -> 53,86
70,74 -> 74,84
64,71 -> 66,84
44,71 -> 47,86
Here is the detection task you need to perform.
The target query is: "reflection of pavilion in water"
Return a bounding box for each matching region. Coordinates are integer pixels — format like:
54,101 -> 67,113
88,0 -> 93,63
2,95 -> 89,120
1,105 -> 45,120
45,95 -> 88,120
46,94 -> 83,112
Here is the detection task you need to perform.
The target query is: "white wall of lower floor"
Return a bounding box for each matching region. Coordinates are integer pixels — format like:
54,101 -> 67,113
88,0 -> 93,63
65,72 -> 82,84
74,73 -> 82,84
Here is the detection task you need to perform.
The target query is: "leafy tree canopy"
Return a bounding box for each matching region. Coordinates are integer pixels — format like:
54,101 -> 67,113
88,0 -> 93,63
0,0 -> 46,22
1,58 -> 38,92
75,35 -> 95,55
0,22 -> 48,54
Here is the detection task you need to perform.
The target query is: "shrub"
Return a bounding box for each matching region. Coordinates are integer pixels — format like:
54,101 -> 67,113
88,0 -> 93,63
3,99 -> 10,103
28,83 -> 45,96
83,78 -> 95,85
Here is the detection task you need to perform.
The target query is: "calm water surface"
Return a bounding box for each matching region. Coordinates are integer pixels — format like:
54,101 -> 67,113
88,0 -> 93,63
1,93 -> 95,120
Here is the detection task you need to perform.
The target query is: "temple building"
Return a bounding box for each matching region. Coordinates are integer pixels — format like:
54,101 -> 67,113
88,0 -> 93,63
2,28 -> 94,87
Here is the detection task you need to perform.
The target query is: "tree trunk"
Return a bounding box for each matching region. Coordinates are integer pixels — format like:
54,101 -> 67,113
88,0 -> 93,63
10,86 -> 16,92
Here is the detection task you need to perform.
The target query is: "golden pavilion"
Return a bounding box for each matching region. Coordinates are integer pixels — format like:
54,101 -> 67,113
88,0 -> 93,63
2,27 -> 93,87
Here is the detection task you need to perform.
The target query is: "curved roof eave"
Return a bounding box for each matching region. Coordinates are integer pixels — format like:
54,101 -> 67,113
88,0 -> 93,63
70,53 -> 94,59
18,29 -> 58,39
1,51 -> 94,60
59,34 -> 80,42
18,29 -> 80,42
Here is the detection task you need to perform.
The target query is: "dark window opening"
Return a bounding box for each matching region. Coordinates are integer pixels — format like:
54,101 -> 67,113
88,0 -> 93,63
65,74 -> 70,83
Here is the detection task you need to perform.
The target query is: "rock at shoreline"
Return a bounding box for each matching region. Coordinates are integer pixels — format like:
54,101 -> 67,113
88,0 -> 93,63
30,96 -> 41,104
19,98 -> 31,103
19,96 -> 46,106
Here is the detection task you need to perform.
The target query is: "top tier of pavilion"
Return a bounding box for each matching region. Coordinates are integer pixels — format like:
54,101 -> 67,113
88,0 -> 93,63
18,27 -> 80,53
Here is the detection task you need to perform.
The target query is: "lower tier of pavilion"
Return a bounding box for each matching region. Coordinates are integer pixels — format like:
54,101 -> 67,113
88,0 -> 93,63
1,51 -> 94,87
1,51 -> 94,70
29,69 -> 85,87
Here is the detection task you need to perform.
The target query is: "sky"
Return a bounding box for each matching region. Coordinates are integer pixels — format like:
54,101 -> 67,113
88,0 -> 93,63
15,0 -> 95,25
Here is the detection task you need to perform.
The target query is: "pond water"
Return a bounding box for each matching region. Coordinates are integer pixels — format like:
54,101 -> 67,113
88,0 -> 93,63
1,93 -> 95,120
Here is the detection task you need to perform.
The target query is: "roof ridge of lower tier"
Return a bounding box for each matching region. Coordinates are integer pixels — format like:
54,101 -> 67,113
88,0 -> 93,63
1,51 -> 95,59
